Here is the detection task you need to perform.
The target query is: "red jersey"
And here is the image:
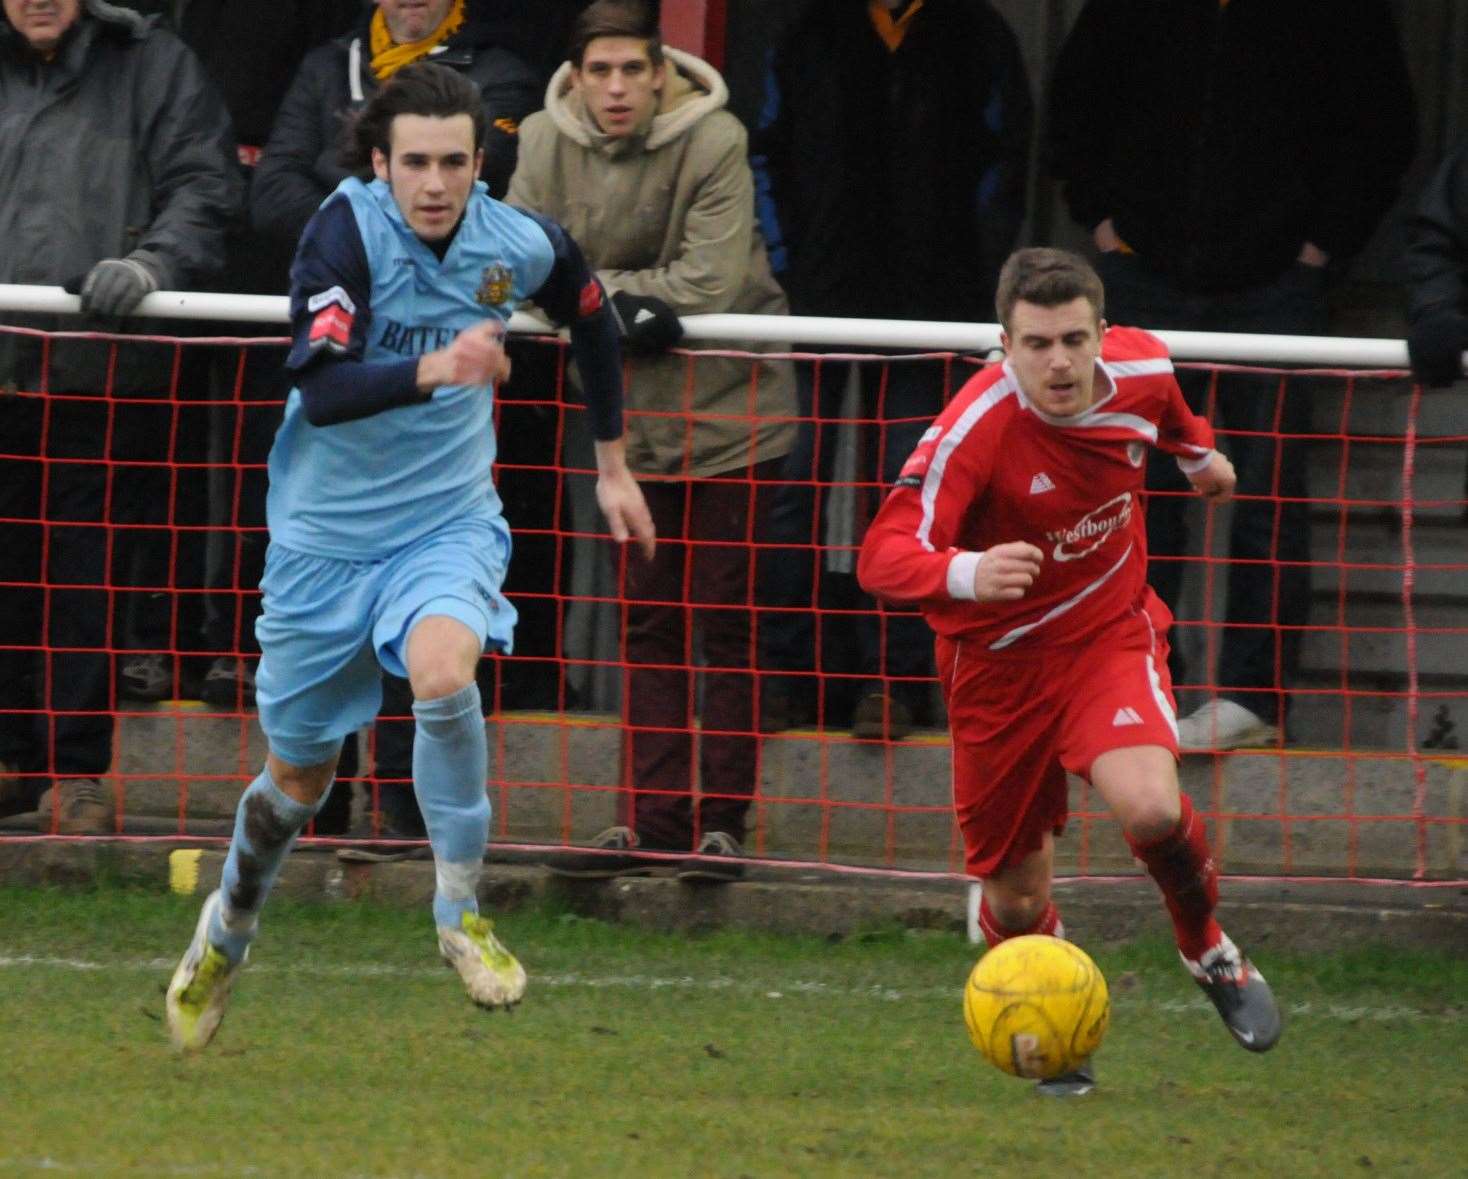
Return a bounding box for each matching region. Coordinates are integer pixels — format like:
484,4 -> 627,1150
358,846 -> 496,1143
857,327 -> 1214,652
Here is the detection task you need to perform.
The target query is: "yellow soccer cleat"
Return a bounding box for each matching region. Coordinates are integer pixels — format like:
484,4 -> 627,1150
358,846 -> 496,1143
437,911 -> 527,1010
166,889 -> 246,1051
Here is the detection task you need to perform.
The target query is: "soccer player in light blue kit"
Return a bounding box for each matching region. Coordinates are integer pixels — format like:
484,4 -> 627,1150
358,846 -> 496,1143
166,62 -> 655,1051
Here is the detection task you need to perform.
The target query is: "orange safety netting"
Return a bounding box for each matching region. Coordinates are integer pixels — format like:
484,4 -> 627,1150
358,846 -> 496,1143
0,325 -> 1463,884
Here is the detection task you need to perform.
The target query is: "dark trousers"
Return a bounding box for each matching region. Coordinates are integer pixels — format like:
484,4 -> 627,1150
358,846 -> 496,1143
622,460 -> 782,849
1099,253 -> 1327,723
200,341 -> 285,658
0,381 -> 173,790
761,355 -> 949,713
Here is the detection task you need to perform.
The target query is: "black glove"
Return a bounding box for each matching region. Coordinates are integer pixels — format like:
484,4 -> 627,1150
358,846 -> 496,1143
1407,310 -> 1468,387
610,290 -> 684,354
77,253 -> 163,317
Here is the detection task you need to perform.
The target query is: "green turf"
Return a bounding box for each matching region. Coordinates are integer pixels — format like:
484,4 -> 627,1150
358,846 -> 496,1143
0,885 -> 1462,1178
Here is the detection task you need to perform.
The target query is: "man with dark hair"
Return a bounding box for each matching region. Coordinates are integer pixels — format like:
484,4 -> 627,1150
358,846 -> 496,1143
859,248 -> 1280,1096
1047,0 -> 1417,750
165,62 -> 655,1051
509,0 -> 796,882
0,0 -> 241,832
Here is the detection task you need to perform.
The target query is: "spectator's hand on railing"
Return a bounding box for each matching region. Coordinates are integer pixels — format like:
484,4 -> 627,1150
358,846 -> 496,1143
972,541 -> 1044,602
1188,450 -> 1237,501
1407,310 -> 1468,388
67,253 -> 163,318
610,291 -> 684,354
593,438 -> 656,560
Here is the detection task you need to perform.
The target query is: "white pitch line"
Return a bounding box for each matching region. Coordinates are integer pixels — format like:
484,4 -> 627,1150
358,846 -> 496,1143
0,954 -> 1458,1023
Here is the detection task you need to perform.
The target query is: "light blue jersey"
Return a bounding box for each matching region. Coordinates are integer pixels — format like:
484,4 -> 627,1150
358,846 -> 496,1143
269,177 -> 557,559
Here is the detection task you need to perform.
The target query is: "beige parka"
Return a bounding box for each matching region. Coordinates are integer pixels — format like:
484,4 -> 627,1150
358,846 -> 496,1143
507,47 -> 796,479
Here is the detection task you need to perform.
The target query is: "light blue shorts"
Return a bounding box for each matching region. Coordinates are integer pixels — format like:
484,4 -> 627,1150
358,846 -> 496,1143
254,512 -> 516,767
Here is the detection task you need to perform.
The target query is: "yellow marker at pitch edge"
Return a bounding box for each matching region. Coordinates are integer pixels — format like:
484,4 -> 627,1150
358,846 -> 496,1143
169,848 -> 203,895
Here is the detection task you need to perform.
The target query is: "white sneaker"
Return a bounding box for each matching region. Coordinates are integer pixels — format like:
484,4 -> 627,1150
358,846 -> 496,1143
165,890 -> 247,1051
438,912 -> 527,1010
1176,699 -> 1280,752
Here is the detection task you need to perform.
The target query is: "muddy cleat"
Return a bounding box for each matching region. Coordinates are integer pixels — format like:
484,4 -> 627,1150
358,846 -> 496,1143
1036,1058 -> 1096,1098
438,912 -> 526,1010
1183,933 -> 1282,1052
166,890 -> 246,1052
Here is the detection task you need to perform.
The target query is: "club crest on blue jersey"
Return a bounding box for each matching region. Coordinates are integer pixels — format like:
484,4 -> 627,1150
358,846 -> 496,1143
477,263 -> 513,307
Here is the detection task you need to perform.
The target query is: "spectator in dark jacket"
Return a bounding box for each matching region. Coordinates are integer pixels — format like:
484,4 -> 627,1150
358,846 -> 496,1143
753,0 -> 1032,739
1405,138 -> 1468,389
0,0 -> 242,832
252,0 -> 541,251
1047,0 -> 1416,750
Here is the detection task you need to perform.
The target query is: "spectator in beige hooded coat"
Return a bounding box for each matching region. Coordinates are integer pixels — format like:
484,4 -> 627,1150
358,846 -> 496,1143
510,0 -> 795,882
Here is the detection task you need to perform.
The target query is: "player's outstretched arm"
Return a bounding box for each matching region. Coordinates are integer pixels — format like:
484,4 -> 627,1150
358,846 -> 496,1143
417,321 -> 513,390
593,437 -> 656,560
971,541 -> 1044,602
1186,450 -> 1237,502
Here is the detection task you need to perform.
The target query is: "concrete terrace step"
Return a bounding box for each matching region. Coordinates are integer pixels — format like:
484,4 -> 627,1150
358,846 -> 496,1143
2,705 -> 1461,881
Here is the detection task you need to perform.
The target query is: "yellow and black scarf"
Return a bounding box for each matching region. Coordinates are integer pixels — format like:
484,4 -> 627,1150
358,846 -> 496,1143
370,0 -> 467,81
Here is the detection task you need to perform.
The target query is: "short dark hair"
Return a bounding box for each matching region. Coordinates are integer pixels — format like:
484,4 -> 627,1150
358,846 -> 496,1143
569,0 -> 663,69
995,248 -> 1105,331
341,62 -> 486,174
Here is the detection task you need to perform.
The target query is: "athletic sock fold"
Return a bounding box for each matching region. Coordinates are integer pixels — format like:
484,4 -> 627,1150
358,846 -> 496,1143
978,894 -> 1064,949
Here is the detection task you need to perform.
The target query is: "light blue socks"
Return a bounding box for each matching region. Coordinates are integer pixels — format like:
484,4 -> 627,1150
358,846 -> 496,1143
412,682 -> 490,930
210,765 -> 327,964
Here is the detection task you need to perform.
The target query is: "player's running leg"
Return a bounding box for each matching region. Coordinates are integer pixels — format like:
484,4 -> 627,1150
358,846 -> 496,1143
166,755 -> 336,1050
407,617 -> 525,1009
1093,746 -> 1282,1052
980,837 -> 1095,1097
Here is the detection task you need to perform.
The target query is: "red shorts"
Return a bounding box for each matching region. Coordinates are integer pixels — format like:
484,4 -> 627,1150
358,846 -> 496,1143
936,597 -> 1179,878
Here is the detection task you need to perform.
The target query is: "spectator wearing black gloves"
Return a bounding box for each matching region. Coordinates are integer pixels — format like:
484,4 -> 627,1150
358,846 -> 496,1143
1406,138 -> 1468,389
0,0 -> 241,833
509,0 -> 796,882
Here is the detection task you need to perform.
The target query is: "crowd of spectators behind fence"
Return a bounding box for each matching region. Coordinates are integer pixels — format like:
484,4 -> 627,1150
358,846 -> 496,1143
0,0 -> 1457,845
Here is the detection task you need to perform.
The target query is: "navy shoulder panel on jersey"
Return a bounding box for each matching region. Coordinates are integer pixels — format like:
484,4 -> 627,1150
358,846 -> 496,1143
508,205 -> 625,441
285,193 -> 374,373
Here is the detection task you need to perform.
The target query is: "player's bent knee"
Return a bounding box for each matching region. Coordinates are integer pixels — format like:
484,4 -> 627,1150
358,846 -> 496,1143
412,664 -> 476,702
265,752 -> 339,805
1120,796 -> 1182,843
982,882 -> 1052,933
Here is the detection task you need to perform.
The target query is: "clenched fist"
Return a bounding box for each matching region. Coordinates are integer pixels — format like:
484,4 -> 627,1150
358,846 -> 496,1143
972,541 -> 1044,602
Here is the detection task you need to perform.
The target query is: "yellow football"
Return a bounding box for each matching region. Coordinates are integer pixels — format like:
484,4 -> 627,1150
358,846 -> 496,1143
963,935 -> 1110,1080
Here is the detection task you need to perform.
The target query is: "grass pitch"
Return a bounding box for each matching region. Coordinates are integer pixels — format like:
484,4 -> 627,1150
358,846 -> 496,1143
0,885 -> 1462,1178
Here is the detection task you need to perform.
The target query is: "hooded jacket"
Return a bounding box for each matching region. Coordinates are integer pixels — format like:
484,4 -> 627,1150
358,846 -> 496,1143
1047,0 -> 1416,293
0,0 -> 242,393
250,10 -> 541,250
507,48 -> 796,479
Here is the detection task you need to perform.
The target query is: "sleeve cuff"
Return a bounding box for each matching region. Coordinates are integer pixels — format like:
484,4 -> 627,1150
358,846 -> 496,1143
947,550 -> 985,601
1176,448 -> 1214,476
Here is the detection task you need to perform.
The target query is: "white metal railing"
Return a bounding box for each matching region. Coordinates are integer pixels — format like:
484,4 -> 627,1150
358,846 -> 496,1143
0,282 -> 1447,371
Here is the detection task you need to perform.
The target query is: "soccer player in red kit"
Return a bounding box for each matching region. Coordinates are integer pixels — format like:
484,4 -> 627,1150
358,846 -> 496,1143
858,248 -> 1282,1094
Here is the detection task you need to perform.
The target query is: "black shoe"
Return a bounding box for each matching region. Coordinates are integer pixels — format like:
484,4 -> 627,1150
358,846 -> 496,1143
546,826 -> 661,879
850,692 -> 912,740
1036,1058 -> 1096,1098
677,831 -> 747,883
200,657 -> 256,708
120,653 -> 174,702
1182,934 -> 1283,1053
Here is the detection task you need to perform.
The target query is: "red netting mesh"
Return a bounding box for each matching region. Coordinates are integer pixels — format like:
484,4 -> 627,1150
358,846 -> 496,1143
1,326 -> 1463,884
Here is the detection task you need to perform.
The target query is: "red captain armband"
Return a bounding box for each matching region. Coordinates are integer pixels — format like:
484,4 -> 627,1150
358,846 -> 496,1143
306,286 -> 356,354
578,279 -> 604,318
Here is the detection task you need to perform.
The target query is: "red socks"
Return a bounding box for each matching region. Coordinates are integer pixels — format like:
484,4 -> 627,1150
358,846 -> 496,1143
978,893 -> 1064,949
1127,794 -> 1222,961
